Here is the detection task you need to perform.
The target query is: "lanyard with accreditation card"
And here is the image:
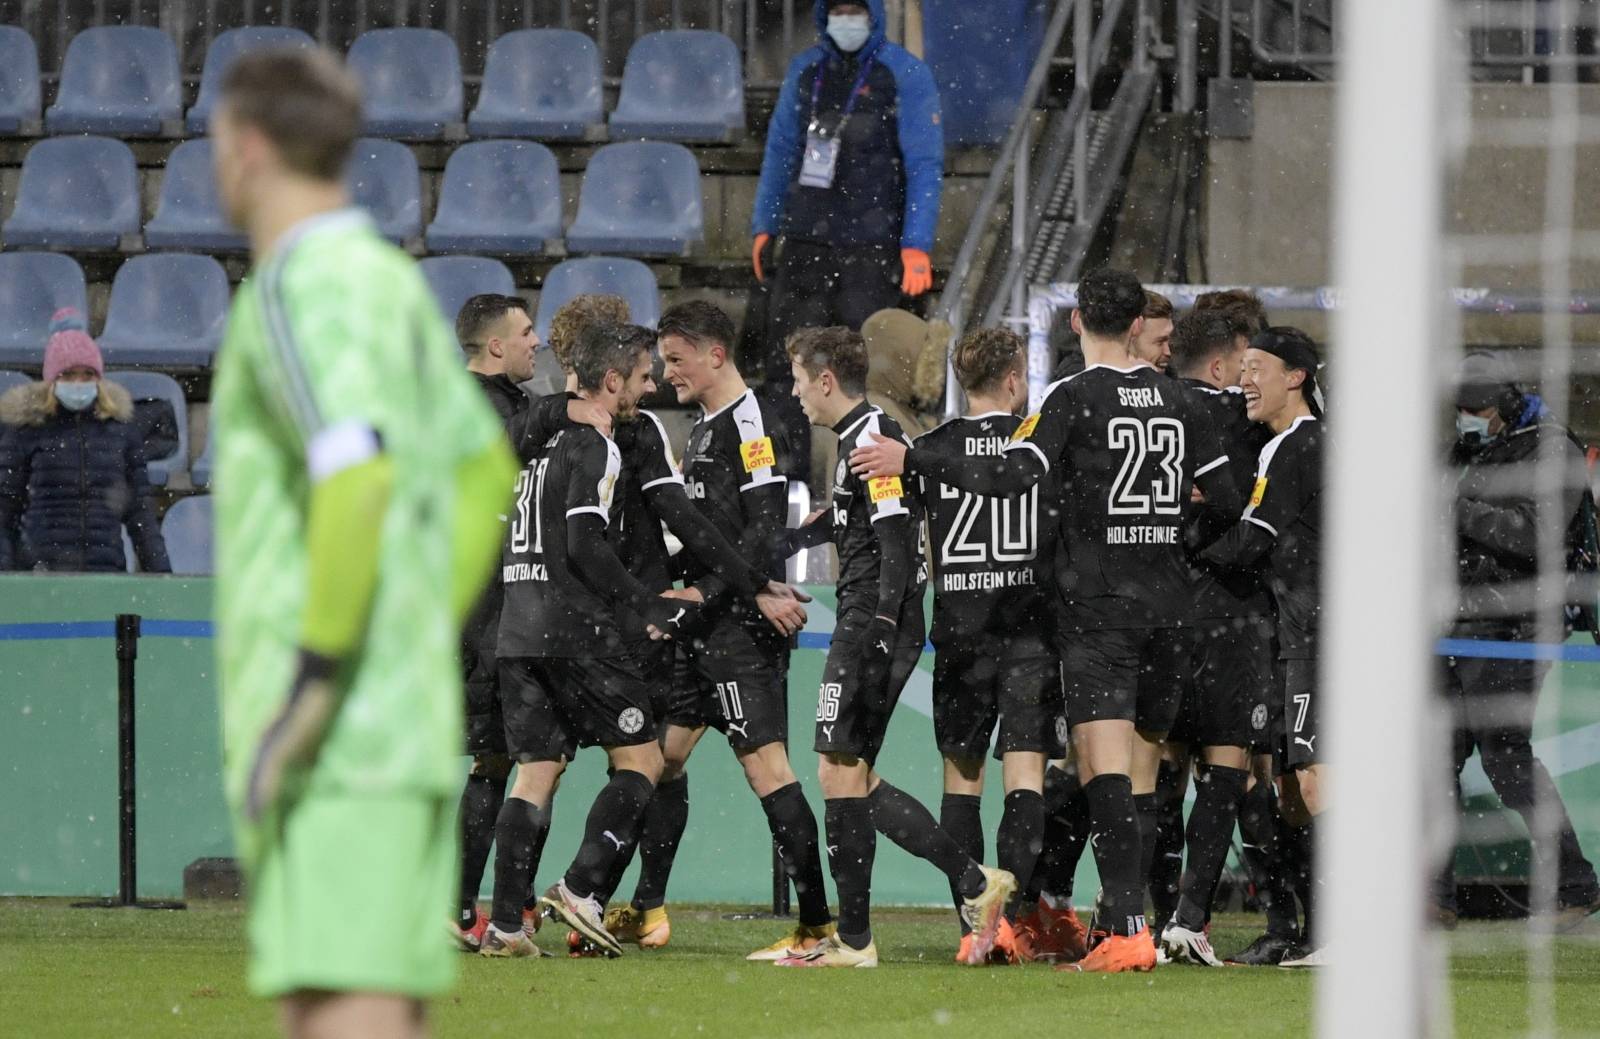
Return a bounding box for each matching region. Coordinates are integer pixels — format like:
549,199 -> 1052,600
800,56 -> 876,190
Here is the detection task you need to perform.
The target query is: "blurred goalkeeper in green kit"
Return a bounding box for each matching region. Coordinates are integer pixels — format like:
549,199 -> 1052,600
208,48 -> 515,1039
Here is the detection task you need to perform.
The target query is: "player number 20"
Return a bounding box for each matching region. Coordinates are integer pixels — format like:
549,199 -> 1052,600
938,484 -> 1038,566
1107,417 -> 1186,516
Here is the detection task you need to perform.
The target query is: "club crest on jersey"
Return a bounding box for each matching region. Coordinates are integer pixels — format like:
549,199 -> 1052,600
1251,704 -> 1268,731
696,430 -> 714,456
836,458 -> 849,487
867,475 -> 903,503
618,707 -> 645,735
1012,414 -> 1041,441
599,472 -> 618,508
740,436 -> 775,473
1250,476 -> 1269,508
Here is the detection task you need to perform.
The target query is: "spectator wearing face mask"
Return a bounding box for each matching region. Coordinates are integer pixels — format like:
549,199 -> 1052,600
751,0 -> 944,482
0,310 -> 170,573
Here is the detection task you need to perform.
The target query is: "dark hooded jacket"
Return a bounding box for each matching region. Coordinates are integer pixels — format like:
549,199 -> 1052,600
752,0 -> 944,252
0,379 -> 170,573
1451,416 -> 1590,637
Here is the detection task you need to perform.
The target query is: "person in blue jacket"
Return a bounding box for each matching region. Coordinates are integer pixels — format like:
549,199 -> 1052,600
751,0 -> 944,482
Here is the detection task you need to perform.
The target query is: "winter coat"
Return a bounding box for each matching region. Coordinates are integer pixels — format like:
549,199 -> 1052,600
752,0 -> 944,252
0,379 -> 170,573
1451,419 -> 1588,637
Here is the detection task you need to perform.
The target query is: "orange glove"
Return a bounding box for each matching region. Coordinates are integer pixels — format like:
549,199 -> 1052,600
752,234 -> 772,283
900,248 -> 932,297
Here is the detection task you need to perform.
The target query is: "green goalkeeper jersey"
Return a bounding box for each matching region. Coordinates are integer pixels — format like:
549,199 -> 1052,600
212,209 -> 501,818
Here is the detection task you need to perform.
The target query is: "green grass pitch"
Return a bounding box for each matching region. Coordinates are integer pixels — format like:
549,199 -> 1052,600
2,899 -> 1597,1037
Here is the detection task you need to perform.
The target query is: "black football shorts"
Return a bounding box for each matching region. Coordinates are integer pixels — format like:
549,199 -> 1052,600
1056,626 -> 1189,734
666,619 -> 791,751
932,634 -> 1064,760
499,654 -> 656,763
1282,657 -> 1320,769
814,602 -> 925,765
1169,616 -> 1275,750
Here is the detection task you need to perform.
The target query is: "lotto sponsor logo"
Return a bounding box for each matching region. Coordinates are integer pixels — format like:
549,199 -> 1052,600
740,436 -> 776,473
867,475 -> 903,503
1011,414 -> 1041,441
1250,476 -> 1269,508
1104,525 -> 1179,544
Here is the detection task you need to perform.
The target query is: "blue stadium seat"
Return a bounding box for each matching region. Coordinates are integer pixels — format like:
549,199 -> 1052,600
348,29 -> 463,140
187,26 -> 315,133
0,370 -> 30,398
0,27 -> 41,135
419,256 -> 516,328
97,254 -> 230,369
108,370 -> 188,487
3,136 -> 141,250
190,436 -> 213,489
425,140 -> 561,255
144,138 -> 248,252
534,257 -> 660,344
923,0 -> 1046,146
609,31 -> 745,143
46,26 -> 182,136
347,138 -> 422,245
565,142 -> 703,256
161,495 -> 213,575
0,254 -> 88,366
469,29 -> 603,140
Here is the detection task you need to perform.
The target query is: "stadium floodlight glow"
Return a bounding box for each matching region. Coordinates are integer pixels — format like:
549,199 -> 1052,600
1323,0 -> 1448,1034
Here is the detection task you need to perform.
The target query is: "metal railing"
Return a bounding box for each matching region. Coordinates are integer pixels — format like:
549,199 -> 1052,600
934,0 -> 1147,338
1,0 -> 905,88
1238,0 -> 1600,73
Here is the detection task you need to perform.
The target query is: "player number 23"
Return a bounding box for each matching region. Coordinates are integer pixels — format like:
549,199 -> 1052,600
1107,417 -> 1186,516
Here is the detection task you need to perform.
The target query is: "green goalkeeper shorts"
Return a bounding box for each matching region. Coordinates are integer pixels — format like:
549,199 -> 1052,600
246,793 -> 457,999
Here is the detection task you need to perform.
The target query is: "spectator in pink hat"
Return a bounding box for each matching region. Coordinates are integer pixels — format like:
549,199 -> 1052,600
0,309 -> 169,572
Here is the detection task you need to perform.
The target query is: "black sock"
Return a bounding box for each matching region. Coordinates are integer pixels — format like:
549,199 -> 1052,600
1134,792 -> 1161,921
998,789 -> 1046,919
1288,818 -> 1317,944
761,782 -> 833,928
458,771 -> 505,922
629,773 -> 688,911
1173,765 -> 1248,930
522,803 -> 552,914
1031,766 -> 1089,905
491,797 -> 548,933
870,781 -> 984,898
825,797 -> 876,946
1149,761 -> 1186,932
1084,774 -> 1144,936
1238,781 -> 1298,939
564,769 -> 654,900
940,793 -> 984,932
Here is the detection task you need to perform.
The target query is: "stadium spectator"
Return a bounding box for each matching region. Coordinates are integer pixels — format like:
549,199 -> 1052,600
0,310 -> 169,573
751,0 -> 944,482
1437,352 -> 1600,925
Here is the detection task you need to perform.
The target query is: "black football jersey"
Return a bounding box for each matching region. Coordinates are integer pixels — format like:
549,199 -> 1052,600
498,426 -> 628,659
915,412 -> 1054,645
610,409 -> 682,597
1242,415 -> 1322,658
1178,379 -> 1274,622
830,401 -> 928,612
680,389 -> 791,620
1006,363 -> 1230,629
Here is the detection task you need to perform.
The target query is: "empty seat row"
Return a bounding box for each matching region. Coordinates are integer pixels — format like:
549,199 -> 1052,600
118,496 -> 212,574
0,251 -> 661,371
1,136 -> 704,256
0,25 -> 745,144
